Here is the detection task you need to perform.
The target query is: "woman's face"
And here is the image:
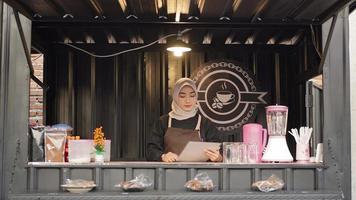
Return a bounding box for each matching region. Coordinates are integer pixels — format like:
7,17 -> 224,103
177,85 -> 197,111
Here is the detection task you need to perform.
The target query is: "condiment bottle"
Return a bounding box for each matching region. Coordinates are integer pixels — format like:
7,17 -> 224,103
64,136 -> 71,162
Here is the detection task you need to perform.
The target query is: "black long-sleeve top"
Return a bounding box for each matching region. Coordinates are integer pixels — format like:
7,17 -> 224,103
146,114 -> 222,161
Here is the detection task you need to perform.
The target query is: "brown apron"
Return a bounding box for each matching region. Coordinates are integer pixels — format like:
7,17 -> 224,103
164,115 -> 202,155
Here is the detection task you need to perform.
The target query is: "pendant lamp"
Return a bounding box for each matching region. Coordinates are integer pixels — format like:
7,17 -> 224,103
166,31 -> 191,57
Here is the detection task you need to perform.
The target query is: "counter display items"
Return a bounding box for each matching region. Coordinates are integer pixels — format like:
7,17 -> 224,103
262,105 -> 293,162
44,131 -> 66,162
116,174 -> 153,192
61,179 -> 96,194
289,127 -> 313,162
93,126 -> 106,163
184,172 -> 215,192
252,174 -> 284,192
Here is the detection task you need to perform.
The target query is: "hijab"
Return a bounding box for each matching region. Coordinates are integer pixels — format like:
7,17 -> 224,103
168,78 -> 198,120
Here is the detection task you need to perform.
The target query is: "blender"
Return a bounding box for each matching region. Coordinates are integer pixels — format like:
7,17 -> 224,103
262,105 -> 293,162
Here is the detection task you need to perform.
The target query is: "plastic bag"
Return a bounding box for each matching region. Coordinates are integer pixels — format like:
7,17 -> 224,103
252,174 -> 284,192
50,124 -> 73,136
116,174 -> 153,192
184,172 -> 214,192
29,126 -> 45,161
51,124 -> 73,131
44,131 -> 66,162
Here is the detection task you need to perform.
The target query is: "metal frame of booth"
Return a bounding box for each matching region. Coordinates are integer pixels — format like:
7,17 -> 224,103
0,1 -> 354,200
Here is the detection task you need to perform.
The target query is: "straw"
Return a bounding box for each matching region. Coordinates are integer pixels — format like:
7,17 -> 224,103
288,129 -> 299,144
288,127 -> 313,144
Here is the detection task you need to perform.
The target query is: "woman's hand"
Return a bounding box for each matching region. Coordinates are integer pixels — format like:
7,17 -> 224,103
204,148 -> 222,162
161,152 -> 178,162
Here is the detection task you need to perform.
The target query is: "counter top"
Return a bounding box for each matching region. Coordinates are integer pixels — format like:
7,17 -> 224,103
27,161 -> 326,168
9,190 -> 342,200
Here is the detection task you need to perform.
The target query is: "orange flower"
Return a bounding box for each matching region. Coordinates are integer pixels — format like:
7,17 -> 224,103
93,126 -> 105,153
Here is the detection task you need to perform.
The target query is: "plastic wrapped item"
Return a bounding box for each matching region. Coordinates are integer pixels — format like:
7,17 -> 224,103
51,123 -> 73,131
116,174 -> 153,192
184,172 -> 214,192
51,124 -> 73,136
45,130 -> 67,162
252,174 -> 284,192
61,179 -> 96,193
29,126 -> 45,161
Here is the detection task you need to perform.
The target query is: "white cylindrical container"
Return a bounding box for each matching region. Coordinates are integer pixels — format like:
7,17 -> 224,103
296,143 -> 310,161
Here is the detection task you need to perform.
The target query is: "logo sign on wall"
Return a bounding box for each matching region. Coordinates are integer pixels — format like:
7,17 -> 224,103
191,60 -> 268,132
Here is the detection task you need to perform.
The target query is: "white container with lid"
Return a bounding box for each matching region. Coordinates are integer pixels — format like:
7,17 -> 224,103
68,140 -> 92,163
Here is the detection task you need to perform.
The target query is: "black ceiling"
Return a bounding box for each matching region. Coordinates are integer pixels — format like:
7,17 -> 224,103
5,0 -> 354,46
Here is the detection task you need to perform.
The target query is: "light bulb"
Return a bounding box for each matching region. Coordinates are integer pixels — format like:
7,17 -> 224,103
173,51 -> 183,57
167,46 -> 191,57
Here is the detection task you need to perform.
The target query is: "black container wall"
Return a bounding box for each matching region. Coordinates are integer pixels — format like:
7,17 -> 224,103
45,41 -> 320,160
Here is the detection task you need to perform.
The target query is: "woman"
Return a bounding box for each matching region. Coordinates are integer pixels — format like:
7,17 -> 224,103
147,78 -> 222,162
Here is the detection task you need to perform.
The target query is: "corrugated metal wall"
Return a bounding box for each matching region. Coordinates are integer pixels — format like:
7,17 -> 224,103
322,9 -> 351,197
45,41 -> 319,160
0,3 -> 31,199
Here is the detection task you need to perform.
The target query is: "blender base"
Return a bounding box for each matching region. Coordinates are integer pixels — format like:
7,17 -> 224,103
262,136 -> 293,162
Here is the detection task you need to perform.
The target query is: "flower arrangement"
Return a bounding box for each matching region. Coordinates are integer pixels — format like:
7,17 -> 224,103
93,126 -> 105,155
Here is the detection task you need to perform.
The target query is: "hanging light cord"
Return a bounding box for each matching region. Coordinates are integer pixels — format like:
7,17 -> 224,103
58,28 -> 192,58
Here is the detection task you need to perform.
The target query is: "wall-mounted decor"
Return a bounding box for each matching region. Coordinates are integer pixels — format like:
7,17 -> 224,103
192,60 -> 267,132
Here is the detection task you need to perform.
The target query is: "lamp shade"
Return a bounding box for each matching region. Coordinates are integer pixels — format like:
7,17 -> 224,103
166,39 -> 191,57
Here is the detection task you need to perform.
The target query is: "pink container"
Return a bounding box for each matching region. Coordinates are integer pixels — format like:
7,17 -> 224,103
242,123 -> 267,162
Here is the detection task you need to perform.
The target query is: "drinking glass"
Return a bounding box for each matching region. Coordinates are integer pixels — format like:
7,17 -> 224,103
223,142 -> 234,163
247,144 -> 258,163
234,143 -> 247,163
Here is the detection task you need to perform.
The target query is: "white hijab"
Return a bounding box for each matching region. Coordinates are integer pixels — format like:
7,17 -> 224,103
168,78 -> 198,120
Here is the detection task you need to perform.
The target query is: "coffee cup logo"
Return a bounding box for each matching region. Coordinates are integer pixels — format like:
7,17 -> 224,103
191,60 -> 267,133
213,84 -> 236,109
216,91 -> 235,104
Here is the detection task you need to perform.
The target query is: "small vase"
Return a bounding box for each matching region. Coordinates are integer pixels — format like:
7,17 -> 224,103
95,153 -> 104,163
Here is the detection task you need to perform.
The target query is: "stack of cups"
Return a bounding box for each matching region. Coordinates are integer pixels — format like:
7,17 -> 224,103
315,143 -> 323,163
